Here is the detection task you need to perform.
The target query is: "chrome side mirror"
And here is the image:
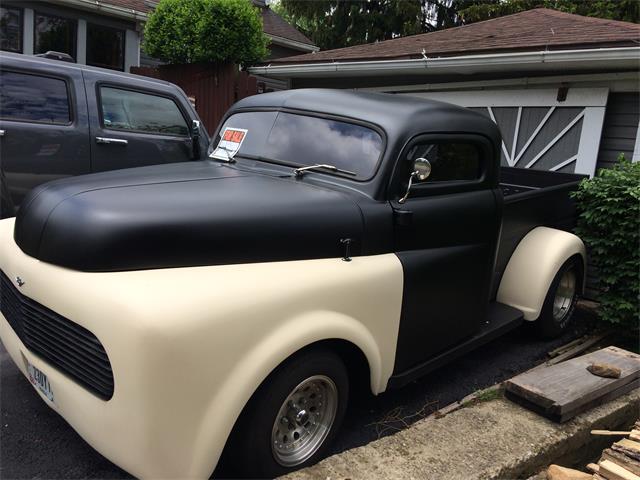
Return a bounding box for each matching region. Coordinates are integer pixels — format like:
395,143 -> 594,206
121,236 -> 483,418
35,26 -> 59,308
399,158 -> 431,204
192,119 -> 201,136
191,120 -> 201,160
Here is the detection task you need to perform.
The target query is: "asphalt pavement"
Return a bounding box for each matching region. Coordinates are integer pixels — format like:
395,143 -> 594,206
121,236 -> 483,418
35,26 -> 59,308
1,316 -> 590,479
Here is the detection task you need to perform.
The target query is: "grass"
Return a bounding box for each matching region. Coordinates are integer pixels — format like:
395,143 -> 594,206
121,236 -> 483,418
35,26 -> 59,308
461,386 -> 504,408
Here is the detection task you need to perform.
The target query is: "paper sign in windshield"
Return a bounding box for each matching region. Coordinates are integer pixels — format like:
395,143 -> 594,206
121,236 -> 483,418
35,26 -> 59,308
210,127 -> 248,160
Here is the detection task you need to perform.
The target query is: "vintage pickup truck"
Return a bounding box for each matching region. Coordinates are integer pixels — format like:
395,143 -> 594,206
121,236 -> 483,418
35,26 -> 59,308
0,90 -> 586,479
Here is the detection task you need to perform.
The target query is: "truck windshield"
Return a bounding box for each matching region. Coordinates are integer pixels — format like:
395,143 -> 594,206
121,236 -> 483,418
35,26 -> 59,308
210,111 -> 384,180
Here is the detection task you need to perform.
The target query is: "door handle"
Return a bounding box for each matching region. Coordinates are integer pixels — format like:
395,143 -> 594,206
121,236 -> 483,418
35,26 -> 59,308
96,137 -> 128,146
0,130 -> 5,137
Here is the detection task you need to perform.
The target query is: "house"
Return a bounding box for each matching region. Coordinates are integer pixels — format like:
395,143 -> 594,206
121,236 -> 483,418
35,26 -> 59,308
0,0 -> 317,72
250,9 -> 640,176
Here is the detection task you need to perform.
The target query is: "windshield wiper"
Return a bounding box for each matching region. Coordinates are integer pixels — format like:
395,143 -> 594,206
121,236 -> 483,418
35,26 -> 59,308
293,164 -> 356,178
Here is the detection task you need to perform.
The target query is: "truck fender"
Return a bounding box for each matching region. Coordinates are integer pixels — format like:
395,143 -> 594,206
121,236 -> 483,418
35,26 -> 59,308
497,226 -> 586,321
188,311 -> 384,478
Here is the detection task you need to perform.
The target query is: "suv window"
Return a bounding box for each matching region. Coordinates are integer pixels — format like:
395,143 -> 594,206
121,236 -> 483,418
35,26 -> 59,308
0,71 -> 70,124
406,142 -> 481,183
100,87 -> 189,136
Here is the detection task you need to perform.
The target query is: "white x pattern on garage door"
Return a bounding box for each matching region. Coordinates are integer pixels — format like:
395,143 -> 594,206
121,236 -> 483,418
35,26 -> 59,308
401,88 -> 609,176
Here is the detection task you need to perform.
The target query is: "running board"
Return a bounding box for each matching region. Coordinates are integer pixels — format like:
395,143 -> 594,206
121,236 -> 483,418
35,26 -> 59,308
387,302 -> 524,389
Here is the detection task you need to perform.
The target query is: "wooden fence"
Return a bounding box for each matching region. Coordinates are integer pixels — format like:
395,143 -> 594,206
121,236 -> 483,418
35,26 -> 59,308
131,63 -> 258,134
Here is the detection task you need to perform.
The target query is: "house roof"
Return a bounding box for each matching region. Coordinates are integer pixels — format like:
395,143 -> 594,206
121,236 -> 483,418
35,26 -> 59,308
98,0 -> 153,14
258,4 -> 315,47
95,0 -> 316,49
269,8 -> 640,64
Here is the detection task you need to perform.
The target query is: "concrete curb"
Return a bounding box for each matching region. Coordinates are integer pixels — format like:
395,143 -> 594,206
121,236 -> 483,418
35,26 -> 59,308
283,389 -> 639,480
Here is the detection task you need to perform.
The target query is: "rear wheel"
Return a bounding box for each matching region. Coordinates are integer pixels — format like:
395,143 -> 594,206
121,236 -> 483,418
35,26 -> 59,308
535,257 -> 581,338
225,348 -> 349,478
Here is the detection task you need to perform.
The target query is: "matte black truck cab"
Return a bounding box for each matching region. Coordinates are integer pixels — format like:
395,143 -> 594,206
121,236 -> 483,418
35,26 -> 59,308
0,52 -> 209,217
1,89 -> 586,479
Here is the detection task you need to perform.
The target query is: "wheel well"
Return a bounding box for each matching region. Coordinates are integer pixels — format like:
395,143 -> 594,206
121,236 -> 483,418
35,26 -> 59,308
309,339 -> 372,398
217,339 -> 372,474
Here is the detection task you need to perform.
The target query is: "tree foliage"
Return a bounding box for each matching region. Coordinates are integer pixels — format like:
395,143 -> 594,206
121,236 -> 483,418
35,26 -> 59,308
143,0 -> 269,65
571,155 -> 640,329
273,0 -> 457,51
457,0 -> 639,24
274,0 -> 638,51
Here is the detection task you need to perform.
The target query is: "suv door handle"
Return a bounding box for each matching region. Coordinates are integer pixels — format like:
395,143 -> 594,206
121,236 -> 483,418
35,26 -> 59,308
96,137 -> 128,146
0,130 -> 5,137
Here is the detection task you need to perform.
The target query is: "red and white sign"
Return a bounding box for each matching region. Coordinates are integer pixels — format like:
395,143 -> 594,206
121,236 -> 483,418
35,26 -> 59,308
210,127 -> 248,161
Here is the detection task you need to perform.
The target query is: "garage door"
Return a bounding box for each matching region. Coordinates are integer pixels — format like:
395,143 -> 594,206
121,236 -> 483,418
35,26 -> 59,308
403,88 -> 608,176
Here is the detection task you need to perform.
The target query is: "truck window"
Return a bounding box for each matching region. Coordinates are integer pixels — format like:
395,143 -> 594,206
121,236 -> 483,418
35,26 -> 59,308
213,111 -> 384,180
99,87 -> 189,137
406,142 -> 481,183
0,71 -> 70,124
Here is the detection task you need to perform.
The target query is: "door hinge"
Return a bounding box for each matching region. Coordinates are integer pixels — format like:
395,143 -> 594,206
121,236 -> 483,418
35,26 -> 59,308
393,209 -> 413,227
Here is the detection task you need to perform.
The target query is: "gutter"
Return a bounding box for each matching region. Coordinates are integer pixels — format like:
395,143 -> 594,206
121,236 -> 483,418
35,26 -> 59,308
47,0 -> 149,21
266,34 -> 319,53
248,47 -> 640,78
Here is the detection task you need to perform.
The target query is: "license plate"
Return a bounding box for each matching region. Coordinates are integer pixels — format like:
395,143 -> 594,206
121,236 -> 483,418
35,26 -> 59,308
23,355 -> 54,403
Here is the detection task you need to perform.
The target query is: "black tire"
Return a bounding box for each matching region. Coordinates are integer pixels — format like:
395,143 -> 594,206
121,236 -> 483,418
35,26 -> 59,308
534,256 -> 581,338
224,348 -> 349,478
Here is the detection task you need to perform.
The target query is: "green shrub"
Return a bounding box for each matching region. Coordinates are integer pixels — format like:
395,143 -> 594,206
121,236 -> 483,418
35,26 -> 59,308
571,154 -> 640,329
143,0 -> 269,65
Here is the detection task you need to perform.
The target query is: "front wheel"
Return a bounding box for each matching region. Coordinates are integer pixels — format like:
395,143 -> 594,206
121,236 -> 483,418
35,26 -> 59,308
534,257 -> 581,338
225,348 -> 349,478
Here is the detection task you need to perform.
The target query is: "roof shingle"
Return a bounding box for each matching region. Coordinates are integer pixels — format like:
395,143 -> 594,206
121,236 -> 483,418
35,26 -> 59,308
99,0 -> 153,14
270,8 -> 640,64
99,0 -> 315,47
260,5 -> 315,46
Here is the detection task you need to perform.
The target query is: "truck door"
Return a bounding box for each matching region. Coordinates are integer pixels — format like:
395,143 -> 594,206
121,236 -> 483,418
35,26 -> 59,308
0,67 -> 90,215
390,134 -> 502,374
83,71 -> 197,172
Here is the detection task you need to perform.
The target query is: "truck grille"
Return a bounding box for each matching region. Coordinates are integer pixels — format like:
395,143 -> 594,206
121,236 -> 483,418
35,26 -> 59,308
0,271 -> 114,400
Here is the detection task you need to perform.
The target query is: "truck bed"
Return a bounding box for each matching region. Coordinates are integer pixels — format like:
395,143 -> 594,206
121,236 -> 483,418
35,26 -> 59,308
492,167 -> 586,299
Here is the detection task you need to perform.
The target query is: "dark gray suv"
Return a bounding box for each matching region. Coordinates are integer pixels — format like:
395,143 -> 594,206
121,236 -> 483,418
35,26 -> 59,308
0,52 -> 209,217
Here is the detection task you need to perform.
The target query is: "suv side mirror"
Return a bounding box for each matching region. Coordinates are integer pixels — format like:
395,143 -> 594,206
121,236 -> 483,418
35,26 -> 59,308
399,158 -> 431,204
191,120 -> 201,160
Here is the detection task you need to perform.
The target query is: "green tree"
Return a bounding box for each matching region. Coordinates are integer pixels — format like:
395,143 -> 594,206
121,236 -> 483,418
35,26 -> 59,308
143,0 -> 269,65
455,0 -> 639,24
273,0 -> 457,51
571,155 -> 640,329
274,0 -> 638,51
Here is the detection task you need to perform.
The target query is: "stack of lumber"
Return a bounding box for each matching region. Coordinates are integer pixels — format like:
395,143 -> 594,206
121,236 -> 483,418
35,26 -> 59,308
589,421 -> 640,480
546,421 -> 640,480
505,346 -> 640,422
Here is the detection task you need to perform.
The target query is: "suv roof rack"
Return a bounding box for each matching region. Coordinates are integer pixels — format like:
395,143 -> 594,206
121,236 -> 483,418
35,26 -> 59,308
35,51 -> 74,62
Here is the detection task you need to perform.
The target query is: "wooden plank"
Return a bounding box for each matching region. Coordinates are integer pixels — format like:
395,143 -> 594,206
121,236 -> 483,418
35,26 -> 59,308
545,333 -> 609,366
592,431 -> 633,436
546,464 -> 592,479
613,439 -> 640,462
598,459 -> 640,480
556,379 -> 639,422
505,347 -> 640,418
506,378 -> 639,423
617,440 -> 640,453
601,449 -> 640,476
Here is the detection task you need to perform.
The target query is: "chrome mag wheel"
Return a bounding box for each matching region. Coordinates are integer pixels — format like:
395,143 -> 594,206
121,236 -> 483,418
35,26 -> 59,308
271,375 -> 338,467
553,268 -> 576,323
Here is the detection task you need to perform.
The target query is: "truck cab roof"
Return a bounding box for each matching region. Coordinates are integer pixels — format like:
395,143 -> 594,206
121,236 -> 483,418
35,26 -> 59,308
231,88 -> 502,149
228,89 -> 503,198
